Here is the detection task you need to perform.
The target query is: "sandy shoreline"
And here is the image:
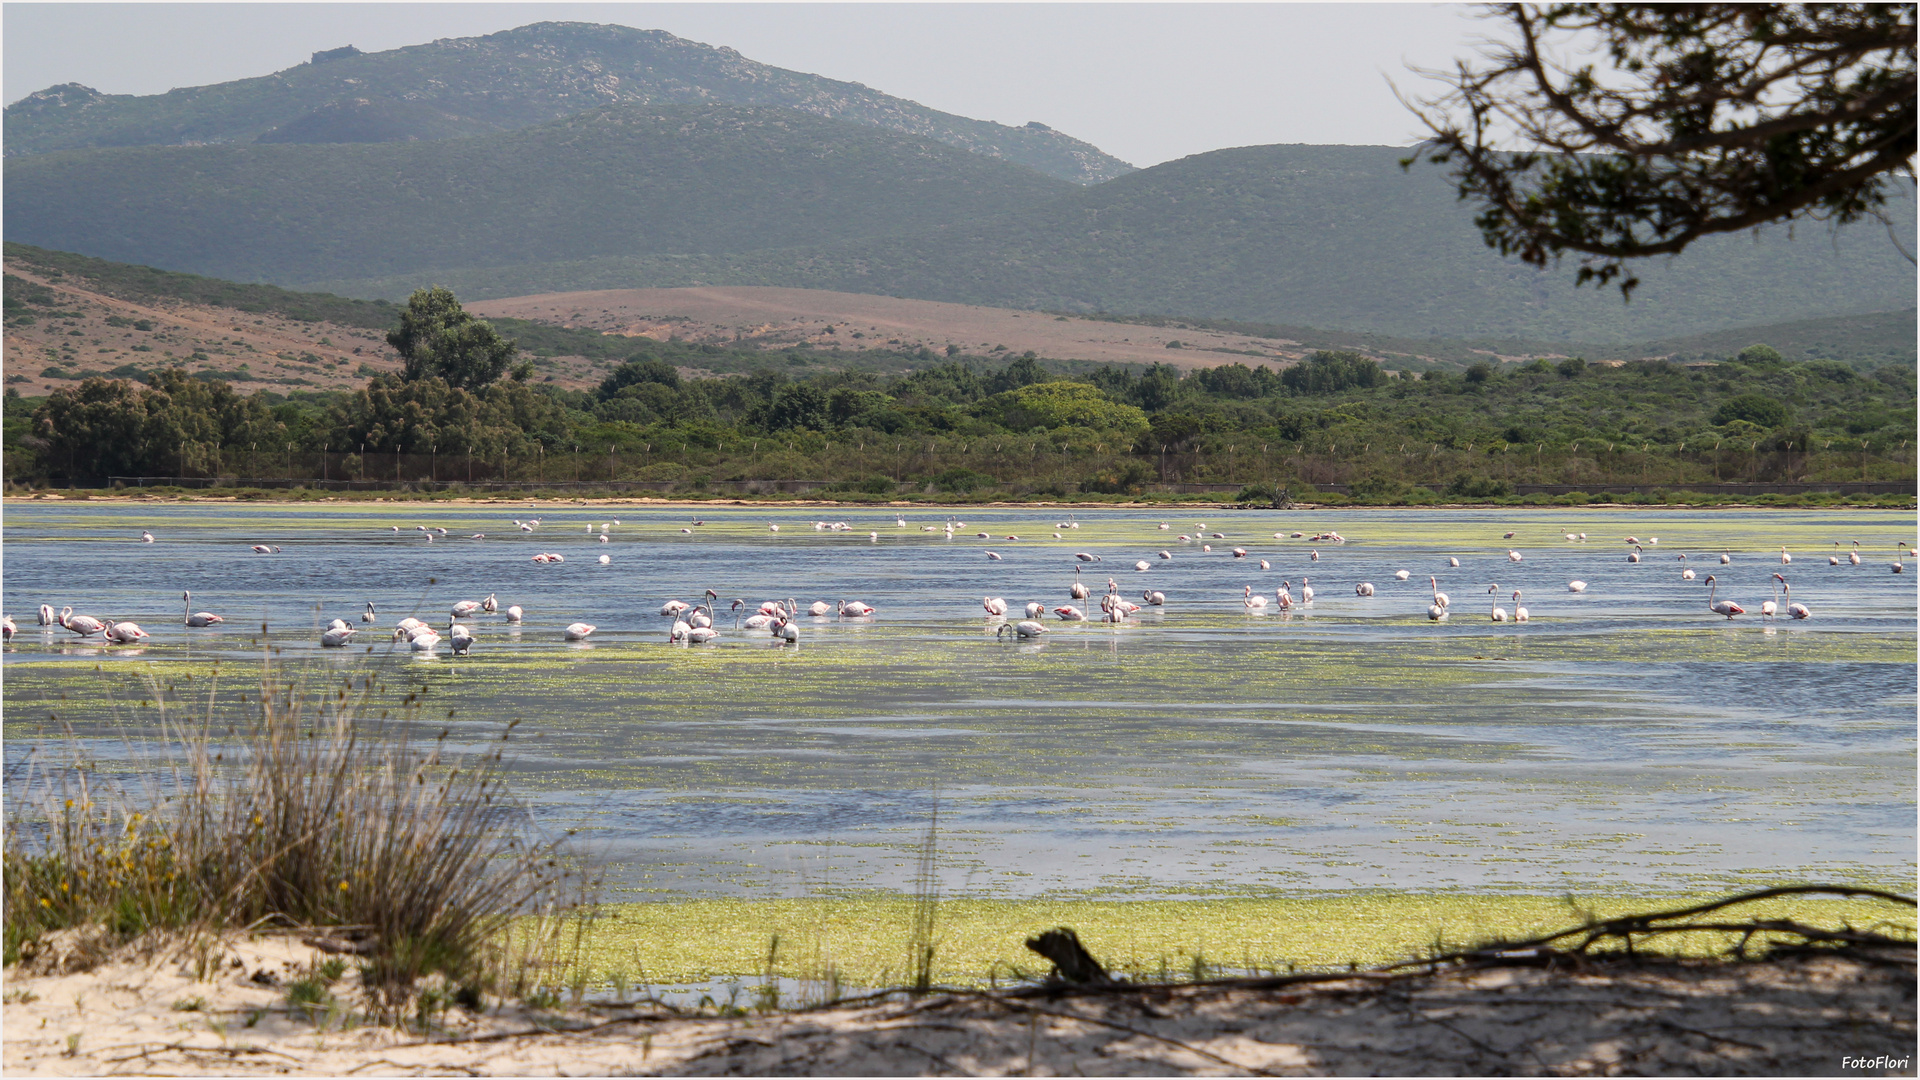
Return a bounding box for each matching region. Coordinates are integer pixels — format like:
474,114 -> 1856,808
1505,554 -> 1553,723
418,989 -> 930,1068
5,931 -> 1912,1076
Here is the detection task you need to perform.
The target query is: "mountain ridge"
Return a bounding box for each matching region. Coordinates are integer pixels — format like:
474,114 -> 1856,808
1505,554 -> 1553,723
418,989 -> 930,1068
2,21 -> 1132,185
299,144 -> 1919,345
4,101 -> 1075,286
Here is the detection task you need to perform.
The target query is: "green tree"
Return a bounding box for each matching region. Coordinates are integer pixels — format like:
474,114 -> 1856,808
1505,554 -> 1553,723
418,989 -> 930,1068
386,286 -> 519,391
1406,4 -> 1916,294
1714,393 -> 1791,428
1282,351 -> 1385,394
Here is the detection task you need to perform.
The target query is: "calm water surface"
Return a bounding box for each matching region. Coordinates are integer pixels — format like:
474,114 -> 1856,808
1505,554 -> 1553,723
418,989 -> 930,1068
4,502 -> 1914,898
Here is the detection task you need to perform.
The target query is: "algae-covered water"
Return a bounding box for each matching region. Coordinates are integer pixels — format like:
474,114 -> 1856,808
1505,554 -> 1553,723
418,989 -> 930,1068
4,502 -> 1914,900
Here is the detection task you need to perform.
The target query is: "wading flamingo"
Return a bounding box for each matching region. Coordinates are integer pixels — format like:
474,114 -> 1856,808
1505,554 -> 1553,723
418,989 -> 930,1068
1025,602 -> 1047,618
1489,585 -> 1507,622
105,620 -> 149,643
1512,591 -> 1528,622
1054,605 -> 1087,621
1242,586 -> 1267,611
505,606 -> 523,623
321,624 -> 357,647
1781,578 -> 1811,620
1142,590 -> 1165,606
1355,582 -> 1374,596
1779,545 -> 1791,565
59,608 -> 106,637
998,620 -> 1047,639
1568,580 -> 1588,592
183,592 -> 224,626
38,604 -> 55,626
563,622 -> 596,641
1429,577 -> 1450,608
1850,541 -> 1862,565
983,597 -> 1009,616
1428,578 -> 1449,621
1761,575 -> 1780,620
1704,576 -> 1744,619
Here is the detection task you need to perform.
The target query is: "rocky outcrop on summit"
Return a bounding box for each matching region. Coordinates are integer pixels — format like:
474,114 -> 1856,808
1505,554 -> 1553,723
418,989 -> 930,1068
2,21 -> 1132,184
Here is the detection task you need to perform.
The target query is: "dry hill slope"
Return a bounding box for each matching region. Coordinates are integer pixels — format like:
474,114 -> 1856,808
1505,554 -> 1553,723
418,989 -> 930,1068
469,287 -> 1322,369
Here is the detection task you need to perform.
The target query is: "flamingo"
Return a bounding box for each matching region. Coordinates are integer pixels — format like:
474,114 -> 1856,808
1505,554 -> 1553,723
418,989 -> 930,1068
1299,578 -> 1314,604
1761,575 -> 1780,620
1135,561 -> 1152,571
1142,589 -> 1165,606
1626,545 -> 1642,563
1160,551 -> 1173,560
1489,585 -> 1507,622
1070,567 -> 1091,600
408,626 -> 441,651
1259,560 -> 1270,570
1355,582 -> 1375,596
140,531 -> 155,543
1704,575 -> 1744,619
1275,582 -> 1292,610
998,620 -> 1048,639
768,523 -> 780,532
1504,531 -> 1516,539
482,594 -> 498,614
1895,544 -> 1908,574
1512,591 -> 1528,622
563,622 -> 596,641
661,599 -> 693,618
1309,550 -> 1320,562
1,616 -> 13,643
183,591 -> 224,626
1568,580 -> 1588,592
1073,552 -> 1101,563
1054,605 -> 1087,621
1507,550 -> 1523,562
38,604 -> 55,626
1429,577 -> 1450,608
1243,586 -> 1267,611
1781,578 -> 1811,620
448,621 -> 475,655
451,600 -> 483,619
59,608 -> 106,637
1447,557 -> 1460,568
362,601 -> 377,623
688,626 -> 721,644
505,605 -> 524,623
1025,601 -> 1047,618
393,616 -> 427,638
1779,545 -> 1791,565
984,597 -> 1009,616
1394,570 -> 1412,581
1849,540 -> 1861,565
251,545 -> 274,554
1232,547 -> 1248,558
1428,578 -> 1449,620
1720,548 -> 1732,564
321,624 -> 357,647
1830,542 -> 1842,565
105,620 -> 149,643
1159,522 -> 1170,530
986,551 -> 1002,561
669,618 -> 693,641
839,600 -> 876,618
808,601 -> 832,617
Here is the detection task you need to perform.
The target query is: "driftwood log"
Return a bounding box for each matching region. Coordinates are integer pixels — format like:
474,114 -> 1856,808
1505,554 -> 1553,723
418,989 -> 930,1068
1025,926 -> 1120,985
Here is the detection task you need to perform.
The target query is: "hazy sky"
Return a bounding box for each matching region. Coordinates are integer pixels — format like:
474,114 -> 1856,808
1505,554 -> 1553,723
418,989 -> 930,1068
3,3 -> 1484,166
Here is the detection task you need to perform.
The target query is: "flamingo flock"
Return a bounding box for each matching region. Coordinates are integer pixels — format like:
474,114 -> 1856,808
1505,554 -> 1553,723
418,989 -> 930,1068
12,514 -> 1905,663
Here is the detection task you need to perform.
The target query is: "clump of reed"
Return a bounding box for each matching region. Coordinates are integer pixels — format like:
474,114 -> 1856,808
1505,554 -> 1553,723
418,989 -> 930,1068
3,660 -> 592,1018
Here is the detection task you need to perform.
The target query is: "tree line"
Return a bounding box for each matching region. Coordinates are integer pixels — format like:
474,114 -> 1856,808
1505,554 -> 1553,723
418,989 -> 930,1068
7,288 -> 1914,492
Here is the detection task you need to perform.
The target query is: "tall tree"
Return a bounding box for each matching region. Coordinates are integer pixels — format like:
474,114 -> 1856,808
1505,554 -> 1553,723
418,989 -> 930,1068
1405,4 -> 1916,294
386,286 -> 520,391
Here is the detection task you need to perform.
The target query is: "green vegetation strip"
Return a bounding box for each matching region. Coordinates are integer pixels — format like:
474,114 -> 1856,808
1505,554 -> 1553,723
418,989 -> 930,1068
566,892 -> 1914,989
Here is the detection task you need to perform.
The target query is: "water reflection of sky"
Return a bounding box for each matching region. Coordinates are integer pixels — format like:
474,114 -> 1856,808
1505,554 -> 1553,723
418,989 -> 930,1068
5,503 -> 1914,898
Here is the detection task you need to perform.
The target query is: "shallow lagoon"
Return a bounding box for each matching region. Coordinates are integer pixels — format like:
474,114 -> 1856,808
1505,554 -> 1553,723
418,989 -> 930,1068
4,502 -> 1914,901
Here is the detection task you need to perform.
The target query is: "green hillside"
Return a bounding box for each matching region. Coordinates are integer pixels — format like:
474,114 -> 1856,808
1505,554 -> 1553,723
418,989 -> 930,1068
2,21 -> 1131,185
4,102 -> 1074,286
316,144 -> 1914,345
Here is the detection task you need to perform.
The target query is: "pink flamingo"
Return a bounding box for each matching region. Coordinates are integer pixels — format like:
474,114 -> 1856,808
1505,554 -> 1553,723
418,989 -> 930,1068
1704,576 -> 1744,619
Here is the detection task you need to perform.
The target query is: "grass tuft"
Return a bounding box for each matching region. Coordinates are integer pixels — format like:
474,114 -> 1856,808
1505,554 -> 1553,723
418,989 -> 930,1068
3,658 -> 594,1019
